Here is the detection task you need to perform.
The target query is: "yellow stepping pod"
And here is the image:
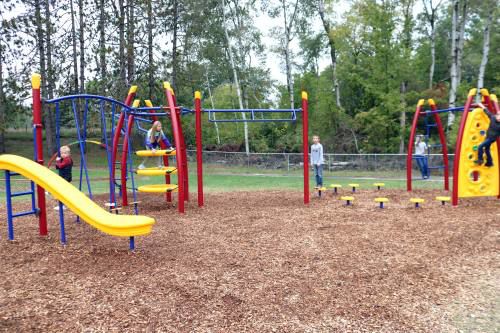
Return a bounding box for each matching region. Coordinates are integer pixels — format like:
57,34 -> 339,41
374,197 -> 388,208
435,196 -> 451,206
137,184 -> 179,193
410,198 -> 425,208
348,183 -> 359,193
136,166 -> 177,176
341,196 -> 354,206
373,183 -> 385,190
136,149 -> 176,157
330,184 -> 342,194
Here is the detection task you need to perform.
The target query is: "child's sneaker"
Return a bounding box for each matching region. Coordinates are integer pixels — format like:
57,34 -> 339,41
485,161 -> 494,167
138,164 -> 146,170
474,160 -> 483,165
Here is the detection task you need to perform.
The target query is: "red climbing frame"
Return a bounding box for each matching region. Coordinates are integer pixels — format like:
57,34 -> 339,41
406,99 -> 449,192
111,86 -> 137,202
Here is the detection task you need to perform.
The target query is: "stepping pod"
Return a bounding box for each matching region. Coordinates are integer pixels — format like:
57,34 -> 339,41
435,196 -> 451,206
330,184 -> 342,194
341,196 -> 354,206
373,183 -> 385,191
410,198 -> 425,208
315,186 -> 327,197
374,197 -> 388,208
348,183 -> 359,193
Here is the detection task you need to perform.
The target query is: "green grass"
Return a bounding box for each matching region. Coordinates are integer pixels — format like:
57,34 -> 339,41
1,130 -> 445,200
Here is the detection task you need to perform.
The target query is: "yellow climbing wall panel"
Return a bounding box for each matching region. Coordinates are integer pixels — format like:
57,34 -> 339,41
458,108 -> 499,198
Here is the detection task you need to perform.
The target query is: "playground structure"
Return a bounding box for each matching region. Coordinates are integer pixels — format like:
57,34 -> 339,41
0,73 -> 310,248
407,88 -> 500,206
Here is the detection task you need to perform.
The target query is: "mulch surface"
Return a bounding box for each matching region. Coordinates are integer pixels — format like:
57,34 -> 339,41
0,189 -> 498,332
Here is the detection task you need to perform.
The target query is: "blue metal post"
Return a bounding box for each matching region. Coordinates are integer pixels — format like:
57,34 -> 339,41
5,171 -> 14,241
58,201 -> 66,245
129,237 -> 135,250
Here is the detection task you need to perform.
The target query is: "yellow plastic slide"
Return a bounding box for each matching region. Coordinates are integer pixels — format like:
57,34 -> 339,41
0,154 -> 154,237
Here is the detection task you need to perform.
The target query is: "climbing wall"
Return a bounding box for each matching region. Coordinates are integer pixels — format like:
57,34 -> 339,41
457,108 -> 499,198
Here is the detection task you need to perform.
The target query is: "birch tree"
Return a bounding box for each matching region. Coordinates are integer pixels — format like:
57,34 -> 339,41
476,3 -> 494,96
221,0 -> 249,155
422,0 -> 444,89
318,0 -> 341,108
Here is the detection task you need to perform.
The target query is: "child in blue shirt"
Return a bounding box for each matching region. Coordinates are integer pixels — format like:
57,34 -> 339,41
138,121 -> 172,169
310,135 -> 324,188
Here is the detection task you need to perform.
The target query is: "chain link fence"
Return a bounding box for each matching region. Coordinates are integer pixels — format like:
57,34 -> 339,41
186,150 -> 454,178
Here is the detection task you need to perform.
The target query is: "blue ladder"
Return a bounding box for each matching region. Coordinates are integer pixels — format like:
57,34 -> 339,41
4,170 -> 38,241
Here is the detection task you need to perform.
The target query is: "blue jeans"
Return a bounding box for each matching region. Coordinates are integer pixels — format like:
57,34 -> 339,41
313,164 -> 323,186
478,137 -> 497,164
415,155 -> 428,178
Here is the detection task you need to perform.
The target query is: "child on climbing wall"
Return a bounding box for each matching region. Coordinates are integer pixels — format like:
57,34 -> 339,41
310,135 -> 324,188
476,103 -> 500,167
138,121 -> 172,169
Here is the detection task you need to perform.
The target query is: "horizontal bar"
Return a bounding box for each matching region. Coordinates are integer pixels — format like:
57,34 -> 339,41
44,94 -> 133,110
204,108 -> 302,113
208,118 -> 297,122
11,190 -> 35,197
127,111 -> 170,117
12,210 -> 38,218
428,166 -> 446,169
8,172 -> 21,176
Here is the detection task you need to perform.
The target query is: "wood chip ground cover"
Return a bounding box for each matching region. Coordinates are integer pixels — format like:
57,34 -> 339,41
0,190 -> 498,332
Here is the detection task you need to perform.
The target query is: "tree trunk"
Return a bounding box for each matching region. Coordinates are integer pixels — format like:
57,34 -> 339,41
318,0 -> 341,108
0,36 -> 5,153
448,0 -> 459,126
43,0 -> 56,154
147,0 -> 154,98
456,0 -> 467,85
205,71 -> 221,145
282,0 -> 296,109
172,0 -> 179,92
70,0 -> 79,94
78,0 -> 85,93
98,0 -> 107,94
429,24 -> 436,89
126,0 -> 135,83
118,0 -> 126,92
400,81 -> 408,153
477,9 -> 492,96
222,0 -> 249,155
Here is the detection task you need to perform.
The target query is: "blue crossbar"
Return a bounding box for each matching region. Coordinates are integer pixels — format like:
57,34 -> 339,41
11,190 -> 35,197
428,166 -> 446,169
12,210 -> 38,218
206,108 -> 301,123
9,172 -> 20,176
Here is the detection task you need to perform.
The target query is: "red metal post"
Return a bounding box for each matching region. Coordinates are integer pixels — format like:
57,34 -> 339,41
194,91 -> 204,207
429,99 -> 450,191
302,92 -> 309,204
120,99 -> 141,206
111,86 -> 137,202
452,89 -> 477,206
32,74 -> 48,236
406,99 -> 424,191
164,83 -> 185,213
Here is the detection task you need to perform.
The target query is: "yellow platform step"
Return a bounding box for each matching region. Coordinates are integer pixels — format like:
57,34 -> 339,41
136,166 -> 177,176
137,184 -> 179,193
135,149 -> 176,157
